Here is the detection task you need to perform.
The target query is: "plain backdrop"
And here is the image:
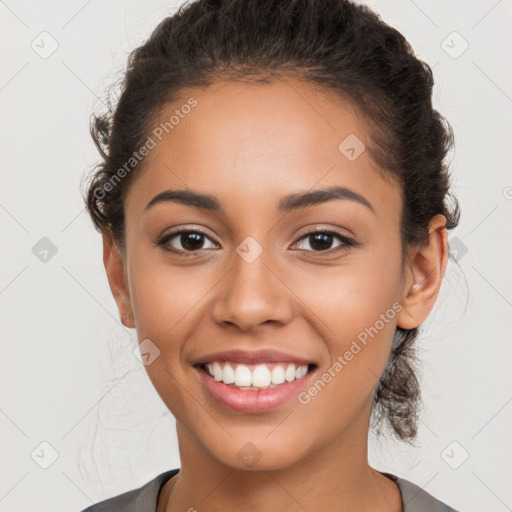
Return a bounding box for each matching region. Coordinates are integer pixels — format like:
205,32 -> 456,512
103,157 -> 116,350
1,0 -> 511,511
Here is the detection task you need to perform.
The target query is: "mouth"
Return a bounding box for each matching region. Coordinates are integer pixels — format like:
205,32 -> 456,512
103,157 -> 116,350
193,360 -> 319,413
194,361 -> 318,390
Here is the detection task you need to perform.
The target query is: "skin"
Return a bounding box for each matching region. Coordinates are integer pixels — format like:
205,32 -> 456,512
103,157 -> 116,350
102,77 -> 448,512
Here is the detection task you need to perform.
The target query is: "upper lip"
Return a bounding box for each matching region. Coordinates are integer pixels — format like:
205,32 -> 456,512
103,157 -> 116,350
193,349 -> 315,366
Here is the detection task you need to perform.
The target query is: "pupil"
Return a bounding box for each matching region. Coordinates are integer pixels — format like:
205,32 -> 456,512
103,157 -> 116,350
182,233 -> 204,251
310,233 -> 332,251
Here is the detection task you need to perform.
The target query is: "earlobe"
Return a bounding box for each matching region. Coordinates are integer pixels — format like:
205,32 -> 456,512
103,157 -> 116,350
102,231 -> 135,328
396,214 -> 449,330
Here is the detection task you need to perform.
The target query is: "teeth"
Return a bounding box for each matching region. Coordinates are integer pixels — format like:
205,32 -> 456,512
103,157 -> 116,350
204,362 -> 310,389
212,362 -> 223,381
296,365 -> 308,379
252,364 -> 271,387
223,364 -> 235,384
271,365 -> 285,385
285,364 -> 296,382
234,364 -> 252,387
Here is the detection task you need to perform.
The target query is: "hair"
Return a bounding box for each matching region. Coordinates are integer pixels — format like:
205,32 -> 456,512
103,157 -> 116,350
81,0 -> 460,442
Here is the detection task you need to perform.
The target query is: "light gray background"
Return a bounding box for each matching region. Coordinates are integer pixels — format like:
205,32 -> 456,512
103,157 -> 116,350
1,1 -> 511,511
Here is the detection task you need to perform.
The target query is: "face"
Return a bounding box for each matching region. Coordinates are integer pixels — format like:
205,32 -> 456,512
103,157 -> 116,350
107,78 -> 424,472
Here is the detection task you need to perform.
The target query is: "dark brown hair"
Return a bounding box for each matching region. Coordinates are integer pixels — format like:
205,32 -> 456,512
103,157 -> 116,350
81,0 -> 460,442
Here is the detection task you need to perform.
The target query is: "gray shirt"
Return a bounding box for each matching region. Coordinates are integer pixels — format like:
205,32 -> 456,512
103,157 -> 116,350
81,468 -> 460,511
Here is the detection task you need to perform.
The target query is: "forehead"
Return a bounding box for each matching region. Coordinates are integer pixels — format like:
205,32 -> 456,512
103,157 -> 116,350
124,78 -> 401,222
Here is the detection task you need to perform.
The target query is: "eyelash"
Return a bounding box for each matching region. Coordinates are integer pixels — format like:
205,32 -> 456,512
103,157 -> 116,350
156,227 -> 358,257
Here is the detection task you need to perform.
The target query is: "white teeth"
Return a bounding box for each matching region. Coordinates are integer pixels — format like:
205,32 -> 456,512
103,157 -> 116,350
295,365 -> 308,379
271,365 -> 285,385
284,364 -> 296,382
251,364 -> 271,387
212,362 -> 223,381
204,362 -> 310,389
234,364 -> 252,387
222,364 -> 235,384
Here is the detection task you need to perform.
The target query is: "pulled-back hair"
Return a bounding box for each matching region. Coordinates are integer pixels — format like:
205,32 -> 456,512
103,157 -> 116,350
82,0 -> 460,441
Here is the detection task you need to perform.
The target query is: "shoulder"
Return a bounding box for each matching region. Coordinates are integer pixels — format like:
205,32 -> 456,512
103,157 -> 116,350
391,474 -> 460,512
80,469 -> 179,512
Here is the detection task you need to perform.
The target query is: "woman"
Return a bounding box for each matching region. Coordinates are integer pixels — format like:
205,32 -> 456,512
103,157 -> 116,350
81,0 -> 461,510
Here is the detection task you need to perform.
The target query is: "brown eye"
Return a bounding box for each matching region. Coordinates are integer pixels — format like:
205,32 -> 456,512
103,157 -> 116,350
294,230 -> 357,253
158,229 -> 218,254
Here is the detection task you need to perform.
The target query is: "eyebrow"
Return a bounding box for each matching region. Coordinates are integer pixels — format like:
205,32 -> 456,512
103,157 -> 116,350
145,185 -> 375,214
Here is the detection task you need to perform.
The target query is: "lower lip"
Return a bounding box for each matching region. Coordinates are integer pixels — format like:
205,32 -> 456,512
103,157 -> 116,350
195,365 -> 317,413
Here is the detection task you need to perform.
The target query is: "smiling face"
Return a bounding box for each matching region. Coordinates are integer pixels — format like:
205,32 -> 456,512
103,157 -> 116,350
103,77 -> 425,473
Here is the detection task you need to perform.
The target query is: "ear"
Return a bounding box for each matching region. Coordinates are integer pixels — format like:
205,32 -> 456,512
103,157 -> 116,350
102,230 -> 135,328
396,214 -> 449,330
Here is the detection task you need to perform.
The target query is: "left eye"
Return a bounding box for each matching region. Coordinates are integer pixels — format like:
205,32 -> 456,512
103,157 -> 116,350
294,230 -> 354,253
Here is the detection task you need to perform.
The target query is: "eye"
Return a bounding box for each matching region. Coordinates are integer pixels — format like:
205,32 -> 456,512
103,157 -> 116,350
293,229 -> 357,254
157,228 -> 218,255
156,227 -> 358,256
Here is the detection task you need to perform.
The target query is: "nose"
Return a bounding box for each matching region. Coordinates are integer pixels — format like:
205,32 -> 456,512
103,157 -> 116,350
211,246 -> 293,332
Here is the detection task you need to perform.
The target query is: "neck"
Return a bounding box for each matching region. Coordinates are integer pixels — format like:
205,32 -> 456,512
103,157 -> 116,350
159,405 -> 402,512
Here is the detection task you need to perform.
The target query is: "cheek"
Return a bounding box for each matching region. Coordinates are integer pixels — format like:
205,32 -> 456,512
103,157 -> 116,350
126,252 -> 210,417
286,271 -> 401,446
292,247 -> 403,388
127,251 -> 214,343
298,252 -> 402,340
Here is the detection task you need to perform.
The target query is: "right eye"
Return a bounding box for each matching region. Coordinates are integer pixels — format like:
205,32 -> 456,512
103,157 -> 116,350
157,229 -> 219,255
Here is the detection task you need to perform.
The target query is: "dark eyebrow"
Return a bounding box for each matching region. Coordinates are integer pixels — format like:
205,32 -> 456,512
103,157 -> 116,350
145,185 -> 374,214
145,189 -> 224,213
278,185 -> 375,214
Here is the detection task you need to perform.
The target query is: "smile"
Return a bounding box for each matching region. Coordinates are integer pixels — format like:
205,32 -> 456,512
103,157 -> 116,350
202,361 -> 311,389
194,361 -> 318,413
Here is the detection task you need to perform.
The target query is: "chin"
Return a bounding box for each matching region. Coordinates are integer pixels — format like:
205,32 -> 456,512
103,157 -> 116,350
205,432 -> 312,472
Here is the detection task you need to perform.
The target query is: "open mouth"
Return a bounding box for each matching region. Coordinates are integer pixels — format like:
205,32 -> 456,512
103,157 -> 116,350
194,361 -> 318,390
